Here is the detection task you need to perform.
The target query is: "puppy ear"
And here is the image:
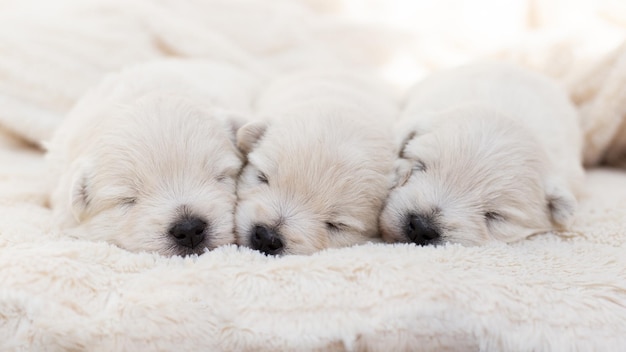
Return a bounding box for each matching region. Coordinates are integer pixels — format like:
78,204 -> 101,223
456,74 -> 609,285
207,107 -> 250,146
69,159 -> 93,222
215,109 -> 249,147
236,121 -> 267,155
394,118 -> 427,158
544,176 -> 578,228
391,158 -> 413,188
396,131 -> 417,158
390,120 -> 427,188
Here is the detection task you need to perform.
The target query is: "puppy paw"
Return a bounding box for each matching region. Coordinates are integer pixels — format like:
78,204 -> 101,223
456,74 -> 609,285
545,176 -> 578,229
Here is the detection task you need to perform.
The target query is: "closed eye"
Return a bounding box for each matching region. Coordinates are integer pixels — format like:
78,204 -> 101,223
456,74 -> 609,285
412,160 -> 427,172
119,197 -> 137,207
257,171 -> 268,184
216,172 -> 236,183
326,222 -> 347,232
484,211 -> 504,222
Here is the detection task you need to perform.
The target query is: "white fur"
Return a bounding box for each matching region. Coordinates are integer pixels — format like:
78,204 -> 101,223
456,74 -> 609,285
381,62 -> 585,246
46,59 -> 260,256
235,70 -> 398,255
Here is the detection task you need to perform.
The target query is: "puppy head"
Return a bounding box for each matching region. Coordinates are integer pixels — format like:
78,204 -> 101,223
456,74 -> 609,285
381,106 -> 577,246
59,94 -> 244,256
235,114 -> 394,255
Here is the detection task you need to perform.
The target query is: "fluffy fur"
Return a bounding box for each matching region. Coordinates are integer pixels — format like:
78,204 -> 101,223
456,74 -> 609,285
46,59 -> 260,256
381,62 -> 585,246
569,41 -> 626,168
235,70 -> 398,255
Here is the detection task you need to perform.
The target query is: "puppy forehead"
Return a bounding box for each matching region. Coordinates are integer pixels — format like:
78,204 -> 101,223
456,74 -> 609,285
92,99 -> 241,181
261,115 -> 389,162
129,95 -> 230,136
400,125 -> 547,206
408,113 -> 542,164
245,124 -> 389,218
254,138 -> 381,189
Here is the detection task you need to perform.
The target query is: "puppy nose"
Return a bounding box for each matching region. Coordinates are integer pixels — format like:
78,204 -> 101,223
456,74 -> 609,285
405,214 -> 440,246
250,225 -> 284,255
168,216 -> 207,249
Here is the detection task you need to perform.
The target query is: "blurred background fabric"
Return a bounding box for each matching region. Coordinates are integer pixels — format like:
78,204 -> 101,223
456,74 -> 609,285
0,0 -> 624,161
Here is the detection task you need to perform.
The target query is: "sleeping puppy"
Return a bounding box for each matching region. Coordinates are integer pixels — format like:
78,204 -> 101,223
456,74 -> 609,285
381,62 -> 584,246
235,70 -> 398,255
46,59 -> 260,256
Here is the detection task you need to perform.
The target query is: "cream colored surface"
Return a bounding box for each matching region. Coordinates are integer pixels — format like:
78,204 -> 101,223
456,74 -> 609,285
1,0 -> 626,350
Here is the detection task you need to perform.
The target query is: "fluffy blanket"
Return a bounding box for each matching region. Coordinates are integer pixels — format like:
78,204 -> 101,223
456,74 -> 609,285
1,0 -> 626,350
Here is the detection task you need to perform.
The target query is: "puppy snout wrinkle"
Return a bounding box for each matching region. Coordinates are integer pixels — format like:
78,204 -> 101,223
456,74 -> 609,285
405,214 -> 440,246
168,216 -> 207,249
251,225 -> 284,255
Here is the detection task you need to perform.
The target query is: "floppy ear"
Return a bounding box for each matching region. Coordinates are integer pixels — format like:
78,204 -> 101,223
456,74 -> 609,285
396,131 -> 416,158
214,109 -> 249,147
389,120 -> 425,188
68,159 -> 93,222
393,118 -> 429,158
544,177 -> 578,228
236,121 -> 267,155
390,158 -> 413,189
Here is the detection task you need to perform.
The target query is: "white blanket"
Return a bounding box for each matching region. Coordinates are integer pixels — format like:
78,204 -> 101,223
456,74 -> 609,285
1,0 -> 626,350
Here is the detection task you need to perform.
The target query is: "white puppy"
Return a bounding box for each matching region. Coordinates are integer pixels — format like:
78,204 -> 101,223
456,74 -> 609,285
381,62 -> 584,246
47,59 -> 260,256
235,70 -> 398,255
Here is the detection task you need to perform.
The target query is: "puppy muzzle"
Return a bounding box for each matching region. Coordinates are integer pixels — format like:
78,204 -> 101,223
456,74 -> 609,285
404,213 -> 441,246
168,216 -> 208,249
250,224 -> 284,255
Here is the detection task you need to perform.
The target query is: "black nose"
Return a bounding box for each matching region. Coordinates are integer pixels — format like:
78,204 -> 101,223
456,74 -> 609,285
250,225 -> 284,255
405,214 -> 440,246
168,216 -> 207,249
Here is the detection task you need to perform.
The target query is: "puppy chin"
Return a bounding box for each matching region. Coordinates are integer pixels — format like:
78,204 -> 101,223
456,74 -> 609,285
380,229 -> 407,244
160,243 -> 207,257
237,224 -> 323,256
